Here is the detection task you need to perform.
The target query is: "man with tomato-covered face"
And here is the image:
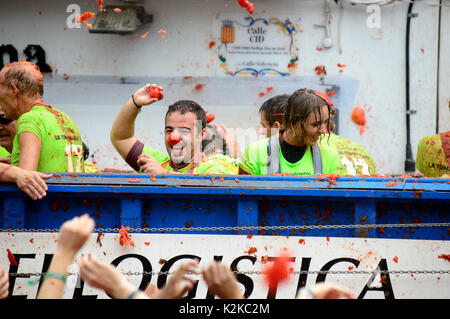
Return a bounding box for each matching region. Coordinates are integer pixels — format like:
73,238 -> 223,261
110,84 -> 237,175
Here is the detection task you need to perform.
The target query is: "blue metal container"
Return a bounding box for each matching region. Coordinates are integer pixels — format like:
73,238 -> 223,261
1,174 -> 448,240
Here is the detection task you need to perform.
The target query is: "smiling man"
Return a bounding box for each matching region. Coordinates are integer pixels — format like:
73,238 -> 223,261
110,83 -> 237,175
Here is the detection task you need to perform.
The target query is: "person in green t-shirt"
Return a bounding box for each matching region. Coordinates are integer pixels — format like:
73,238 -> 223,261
0,104 -> 16,163
239,89 -> 341,176
0,61 -> 84,173
416,131 -> 450,178
110,84 -> 237,175
319,133 -> 376,175
252,92 -> 376,176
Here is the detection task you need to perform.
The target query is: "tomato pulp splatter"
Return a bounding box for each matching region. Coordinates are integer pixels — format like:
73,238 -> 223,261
237,0 -> 254,14
194,83 -> 205,91
96,0 -> 104,11
351,105 -> 366,134
118,226 -> 135,247
206,113 -> 215,123
314,65 -> 326,76
263,252 -> 292,290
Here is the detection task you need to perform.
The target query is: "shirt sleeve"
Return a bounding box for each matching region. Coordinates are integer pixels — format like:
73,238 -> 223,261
16,112 -> 43,142
239,143 -> 261,175
125,140 -> 145,172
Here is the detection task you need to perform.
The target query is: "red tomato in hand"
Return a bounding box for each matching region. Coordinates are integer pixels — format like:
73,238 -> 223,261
150,87 -> 162,100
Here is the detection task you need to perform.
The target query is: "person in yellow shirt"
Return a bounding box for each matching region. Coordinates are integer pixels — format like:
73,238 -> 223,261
416,131 -> 450,177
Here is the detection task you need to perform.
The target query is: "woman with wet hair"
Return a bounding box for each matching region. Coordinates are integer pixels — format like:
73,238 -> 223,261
239,88 -> 341,176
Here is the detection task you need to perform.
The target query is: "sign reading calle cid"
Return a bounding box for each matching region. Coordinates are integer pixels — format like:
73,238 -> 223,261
213,15 -> 301,76
2,233 -> 448,299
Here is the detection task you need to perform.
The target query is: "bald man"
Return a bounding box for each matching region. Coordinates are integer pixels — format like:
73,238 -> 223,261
0,61 -> 84,173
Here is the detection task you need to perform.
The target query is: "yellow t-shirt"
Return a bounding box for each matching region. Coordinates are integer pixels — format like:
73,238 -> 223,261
416,132 -> 450,177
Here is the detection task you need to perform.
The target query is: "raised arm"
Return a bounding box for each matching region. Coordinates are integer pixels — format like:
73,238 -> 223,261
37,214 -> 94,299
110,84 -> 164,159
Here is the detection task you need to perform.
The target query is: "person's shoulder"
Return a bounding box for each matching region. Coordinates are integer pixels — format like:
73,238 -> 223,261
245,137 -> 270,153
200,154 -> 238,175
418,133 -> 440,146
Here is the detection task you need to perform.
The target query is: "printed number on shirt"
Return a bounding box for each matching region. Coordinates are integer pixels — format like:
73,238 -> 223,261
65,144 -> 83,173
341,156 -> 370,175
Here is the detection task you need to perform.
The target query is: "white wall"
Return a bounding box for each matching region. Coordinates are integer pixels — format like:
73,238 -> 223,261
0,0 -> 448,173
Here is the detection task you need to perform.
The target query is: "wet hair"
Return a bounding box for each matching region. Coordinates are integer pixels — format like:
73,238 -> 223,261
165,100 -> 207,129
202,124 -> 228,156
258,94 -> 289,127
283,88 -> 332,138
1,60 -> 44,97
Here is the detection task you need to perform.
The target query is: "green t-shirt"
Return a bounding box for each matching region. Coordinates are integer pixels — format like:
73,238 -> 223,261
320,133 -> 376,175
11,105 -> 84,173
84,160 -> 101,173
416,132 -> 450,177
239,137 -> 341,176
141,145 -> 237,175
0,146 -> 10,158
